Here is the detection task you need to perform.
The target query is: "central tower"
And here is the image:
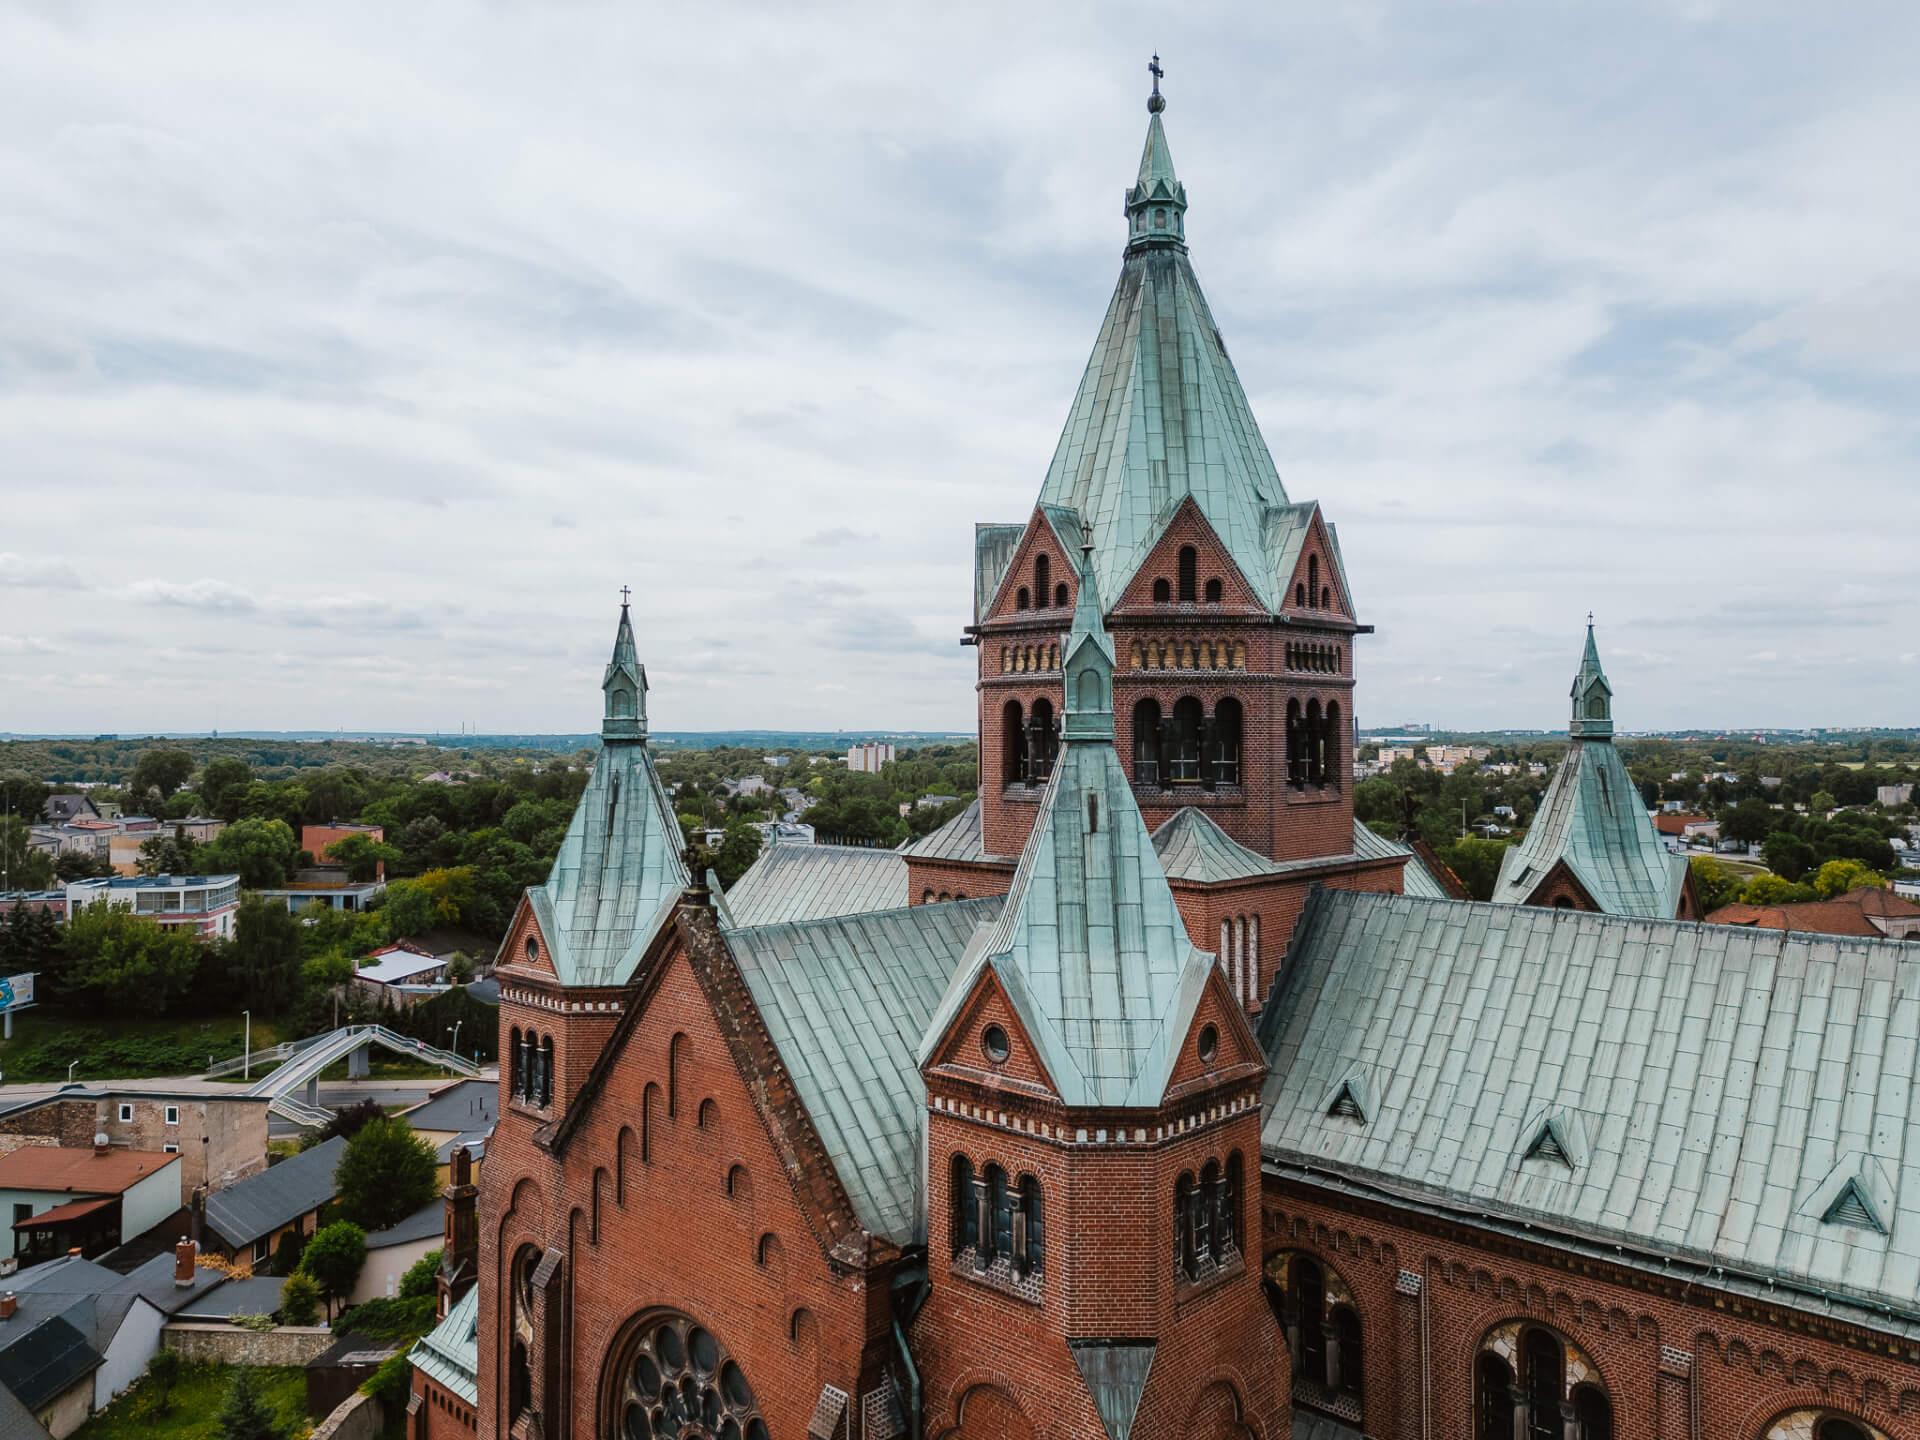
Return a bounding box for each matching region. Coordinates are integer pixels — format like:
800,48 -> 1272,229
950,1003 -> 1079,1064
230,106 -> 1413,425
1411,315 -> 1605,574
907,77 -> 1404,1003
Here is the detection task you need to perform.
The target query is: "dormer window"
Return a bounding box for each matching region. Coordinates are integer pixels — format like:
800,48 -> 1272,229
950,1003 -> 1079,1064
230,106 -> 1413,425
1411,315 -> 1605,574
1154,209 -> 1167,229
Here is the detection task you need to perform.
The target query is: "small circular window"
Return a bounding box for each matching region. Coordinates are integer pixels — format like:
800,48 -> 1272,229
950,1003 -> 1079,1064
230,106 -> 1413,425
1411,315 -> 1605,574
981,1024 -> 1011,1064
1197,1024 -> 1219,1064
524,936 -> 539,961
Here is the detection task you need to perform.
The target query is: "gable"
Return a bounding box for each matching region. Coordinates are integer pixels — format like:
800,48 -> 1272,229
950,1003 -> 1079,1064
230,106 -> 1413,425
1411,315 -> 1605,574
923,964 -> 1060,1099
982,508 -> 1083,623
1162,963 -> 1266,1100
1111,496 -> 1265,614
1278,505 -> 1351,619
499,895 -> 557,978
1520,857 -> 1601,913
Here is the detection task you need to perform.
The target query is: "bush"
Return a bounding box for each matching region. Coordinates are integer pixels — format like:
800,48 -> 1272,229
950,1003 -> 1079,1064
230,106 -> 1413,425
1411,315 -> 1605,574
216,1366 -> 290,1440
400,1248 -> 442,1300
299,1220 -> 367,1317
270,1228 -> 306,1277
334,1116 -> 439,1232
145,1347 -> 185,1415
360,1348 -> 416,1409
333,1293 -> 437,1343
279,1271 -> 322,1326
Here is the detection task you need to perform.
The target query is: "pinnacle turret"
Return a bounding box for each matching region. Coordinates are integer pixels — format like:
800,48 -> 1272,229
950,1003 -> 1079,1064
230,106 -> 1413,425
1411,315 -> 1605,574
1568,619 -> 1613,740
1061,541 -> 1115,741
601,593 -> 648,743
1125,57 -> 1187,251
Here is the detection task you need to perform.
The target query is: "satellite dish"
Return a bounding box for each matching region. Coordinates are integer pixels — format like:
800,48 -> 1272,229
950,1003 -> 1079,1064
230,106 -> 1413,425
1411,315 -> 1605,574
93,1133 -> 109,1147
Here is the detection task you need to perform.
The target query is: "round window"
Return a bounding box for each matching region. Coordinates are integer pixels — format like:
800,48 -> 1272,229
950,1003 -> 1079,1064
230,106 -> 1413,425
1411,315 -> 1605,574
524,936 -> 539,962
1197,1024 -> 1219,1064
981,1024 -> 1011,1064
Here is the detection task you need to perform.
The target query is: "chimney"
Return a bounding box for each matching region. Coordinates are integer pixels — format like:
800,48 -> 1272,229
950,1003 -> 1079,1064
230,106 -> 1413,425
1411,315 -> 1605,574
174,1238 -> 198,1288
438,1145 -> 480,1314
0,1293 -> 14,1320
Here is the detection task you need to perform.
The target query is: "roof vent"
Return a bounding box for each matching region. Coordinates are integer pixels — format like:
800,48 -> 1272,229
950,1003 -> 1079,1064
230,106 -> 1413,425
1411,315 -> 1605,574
1521,1106 -> 1589,1171
1319,1065 -> 1373,1126
1823,1179 -> 1885,1233
1799,1151 -> 1894,1236
1527,1128 -> 1571,1167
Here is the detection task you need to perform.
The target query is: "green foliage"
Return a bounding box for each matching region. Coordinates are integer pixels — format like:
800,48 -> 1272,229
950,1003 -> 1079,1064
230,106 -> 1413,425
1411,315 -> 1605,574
60,904 -> 202,1016
381,867 -> 477,938
137,833 -> 200,877
1739,874 -> 1816,905
197,817 -> 300,889
1,815 -> 56,891
270,1228 -> 306,1278
218,896 -> 307,1019
299,1220 -> 367,1314
1761,830 -> 1816,883
1433,837 -> 1510,902
713,818 -> 762,888
278,1271 -> 321,1326
306,1097 -> 385,1148
334,1293 -> 438,1342
323,832 -> 401,883
334,1116 -> 439,1231
200,757 -> 256,821
1809,858 -> 1883,899
145,1348 -> 186,1415
54,848 -> 114,881
1688,857 -> 1744,912
215,1366 -> 290,1440
0,1020 -> 251,1083
359,1348 -> 418,1410
230,1312 -> 276,1333
129,749 -> 196,804
400,1248 -> 443,1300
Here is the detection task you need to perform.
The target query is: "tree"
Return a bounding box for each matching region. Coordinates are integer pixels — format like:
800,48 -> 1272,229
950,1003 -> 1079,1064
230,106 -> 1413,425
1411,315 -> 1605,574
200,757 -> 255,821
137,832 -> 199,877
1436,837 -> 1510,902
1689,857 -> 1743,912
1761,831 -> 1816,883
381,867 -> 476,939
128,748 -> 195,803
224,896 -> 305,1019
1720,799 -> 1775,848
198,817 -> 300,888
713,819 -> 763,888
334,1116 -> 439,1231
270,1226 -> 307,1277
145,1347 -> 186,1415
1741,874 -> 1815,905
1810,858 -> 1883,899
59,904 -> 201,1016
299,1220 -> 368,1319
307,1097 -> 386,1148
400,1248 -> 443,1300
279,1270 -> 322,1326
1810,790 -> 1838,815
215,1365 -> 289,1440
323,832 -> 399,883
1,816 -> 55,891
52,849 -> 112,881
447,950 -> 475,984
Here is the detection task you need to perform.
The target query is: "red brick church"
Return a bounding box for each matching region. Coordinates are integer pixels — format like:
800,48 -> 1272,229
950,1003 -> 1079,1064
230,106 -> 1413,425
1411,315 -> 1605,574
408,80 -> 1920,1440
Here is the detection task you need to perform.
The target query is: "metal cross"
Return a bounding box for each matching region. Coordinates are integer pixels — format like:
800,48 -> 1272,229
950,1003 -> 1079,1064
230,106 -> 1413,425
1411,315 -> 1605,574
1148,54 -> 1164,95
621,585 -> 632,606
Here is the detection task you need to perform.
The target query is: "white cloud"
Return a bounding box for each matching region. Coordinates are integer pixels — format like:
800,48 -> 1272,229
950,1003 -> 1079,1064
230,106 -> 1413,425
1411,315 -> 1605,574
124,579 -> 261,614
0,553 -> 87,590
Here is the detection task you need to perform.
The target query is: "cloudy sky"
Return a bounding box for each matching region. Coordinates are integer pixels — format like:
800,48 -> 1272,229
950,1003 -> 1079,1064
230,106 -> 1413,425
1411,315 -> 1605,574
3,2 -> 1915,736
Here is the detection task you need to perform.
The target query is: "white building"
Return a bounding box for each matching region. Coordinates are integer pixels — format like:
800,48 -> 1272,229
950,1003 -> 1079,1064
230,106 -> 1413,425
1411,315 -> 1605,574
846,742 -> 895,773
64,873 -> 241,939
1879,784 -> 1913,807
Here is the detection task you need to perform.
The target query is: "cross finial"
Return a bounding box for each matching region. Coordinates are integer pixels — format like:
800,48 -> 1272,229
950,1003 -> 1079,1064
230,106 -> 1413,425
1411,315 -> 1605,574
1587,610 -> 1594,627
621,585 -> 632,608
1147,54 -> 1166,113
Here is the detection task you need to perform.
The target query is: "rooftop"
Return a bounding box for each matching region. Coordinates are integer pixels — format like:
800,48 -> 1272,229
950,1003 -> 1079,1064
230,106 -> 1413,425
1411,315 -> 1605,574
358,949 -> 449,984
410,1283 -> 479,1406
202,1136 -> 345,1249
0,1147 -> 179,1196
401,1078 -> 497,1135
721,842 -> 908,928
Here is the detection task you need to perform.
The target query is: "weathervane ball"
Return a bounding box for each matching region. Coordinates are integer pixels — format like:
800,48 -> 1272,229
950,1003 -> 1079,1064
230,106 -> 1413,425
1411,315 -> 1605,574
1147,53 -> 1166,113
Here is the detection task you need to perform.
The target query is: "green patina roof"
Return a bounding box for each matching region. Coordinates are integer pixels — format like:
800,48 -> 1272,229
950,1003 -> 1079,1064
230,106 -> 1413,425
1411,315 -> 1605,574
724,897 -> 1004,1244
1262,889 -> 1920,1333
409,1284 -> 478,1406
921,597 -> 1212,1109
1148,807 -> 1423,891
524,605 -> 689,987
1569,620 -> 1613,740
1027,107 -> 1354,619
720,842 -> 908,928
1491,631 -> 1681,917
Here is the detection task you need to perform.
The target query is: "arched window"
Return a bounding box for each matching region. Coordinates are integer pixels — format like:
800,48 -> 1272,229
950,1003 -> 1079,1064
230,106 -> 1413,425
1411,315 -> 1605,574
1295,1255 -> 1327,1383
1054,582 -> 1068,608
509,1027 -> 523,1098
1322,586 -> 1331,609
1153,577 -> 1171,603
1178,546 -> 1197,603
510,1245 -> 539,1421
602,1309 -> 764,1440
1223,1153 -> 1243,1254
1029,698 -> 1057,782
1015,586 -> 1030,611
1324,701 -> 1342,788
1330,1304 -> 1362,1398
1214,697 -> 1243,786
1002,700 -> 1027,786
1819,1424 -> 1872,1440
1296,581 -> 1307,608
1475,1353 -> 1515,1440
985,1165 -> 1012,1259
1308,555 -> 1319,606
1034,554 -> 1050,606
539,1036 -> 555,1107
1205,577 -> 1222,603
1196,1159 -> 1219,1259
1287,699 -> 1305,788
1522,1328 -> 1564,1440
1305,700 -> 1324,786
1132,699 -> 1162,786
1017,1175 -> 1043,1278
1571,1384 -> 1611,1440
1168,697 -> 1203,783
1174,1172 -> 1196,1277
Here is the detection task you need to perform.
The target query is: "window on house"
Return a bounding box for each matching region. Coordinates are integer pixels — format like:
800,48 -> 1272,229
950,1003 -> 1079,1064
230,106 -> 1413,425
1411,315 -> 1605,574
1132,699 -> 1162,786
1054,582 -> 1068,608
1204,577 -> 1222,603
1034,554 -> 1050,606
1153,577 -> 1171,603
1213,698 -> 1243,786
1168,697 -> 1203,782
252,1236 -> 272,1267
1178,547 -> 1197,603
118,1104 -> 133,1123
165,1106 -> 179,1126
164,1144 -> 179,1154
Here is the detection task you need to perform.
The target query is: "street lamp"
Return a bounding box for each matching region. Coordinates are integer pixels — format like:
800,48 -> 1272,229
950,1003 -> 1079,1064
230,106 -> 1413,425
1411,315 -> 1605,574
66,1061 -> 77,1082
447,1024 -> 462,1072
242,1010 -> 251,1081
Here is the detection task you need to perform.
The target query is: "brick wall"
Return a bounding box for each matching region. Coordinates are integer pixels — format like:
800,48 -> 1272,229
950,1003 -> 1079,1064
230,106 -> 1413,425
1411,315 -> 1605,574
410,1373 -> 477,1440
1264,1176 -> 1920,1440
904,857 -> 1014,906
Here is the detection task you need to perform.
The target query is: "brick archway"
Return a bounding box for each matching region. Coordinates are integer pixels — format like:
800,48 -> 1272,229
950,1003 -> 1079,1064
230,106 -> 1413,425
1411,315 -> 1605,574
1183,1377 -> 1257,1440
939,1382 -> 1034,1440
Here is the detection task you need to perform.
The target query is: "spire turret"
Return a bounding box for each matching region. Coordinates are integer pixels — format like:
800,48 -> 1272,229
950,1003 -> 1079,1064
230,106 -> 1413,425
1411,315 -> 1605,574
602,592 -> 648,743
1568,618 -> 1613,740
1060,540 -> 1115,741
1125,56 -> 1187,251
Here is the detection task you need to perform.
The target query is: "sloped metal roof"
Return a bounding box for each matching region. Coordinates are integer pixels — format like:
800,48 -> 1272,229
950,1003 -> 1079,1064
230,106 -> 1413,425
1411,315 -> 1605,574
1262,889 -> 1920,1323
410,1284 -> 479,1406
531,738 -> 688,987
1148,809 -> 1417,890
724,897 -> 1004,1244
203,1136 -> 345,1248
0,1313 -> 97,1411
900,799 -> 1010,864
974,523 -> 1026,624
1489,737 -> 1685,917
1070,1340 -> 1156,1440
721,843 -> 908,929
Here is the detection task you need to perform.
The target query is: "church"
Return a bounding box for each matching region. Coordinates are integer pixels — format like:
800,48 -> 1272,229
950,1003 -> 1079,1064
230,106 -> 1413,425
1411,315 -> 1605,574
406,78 -> 1920,1440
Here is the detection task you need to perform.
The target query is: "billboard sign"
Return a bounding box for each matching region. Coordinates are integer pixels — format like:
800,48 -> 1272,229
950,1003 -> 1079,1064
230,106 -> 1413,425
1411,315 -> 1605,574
0,973 -> 34,1013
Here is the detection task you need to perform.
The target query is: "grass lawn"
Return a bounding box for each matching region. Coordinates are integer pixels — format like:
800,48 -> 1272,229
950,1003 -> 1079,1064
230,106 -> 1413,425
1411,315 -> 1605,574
0,1009 -> 290,1083
75,1362 -> 311,1440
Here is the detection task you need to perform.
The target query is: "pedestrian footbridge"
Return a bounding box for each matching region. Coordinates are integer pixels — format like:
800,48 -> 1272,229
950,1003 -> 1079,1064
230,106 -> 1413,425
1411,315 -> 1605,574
204,1024 -> 479,1127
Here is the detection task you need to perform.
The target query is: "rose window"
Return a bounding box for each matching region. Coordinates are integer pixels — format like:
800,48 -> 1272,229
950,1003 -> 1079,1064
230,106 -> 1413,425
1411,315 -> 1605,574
613,1312 -> 767,1440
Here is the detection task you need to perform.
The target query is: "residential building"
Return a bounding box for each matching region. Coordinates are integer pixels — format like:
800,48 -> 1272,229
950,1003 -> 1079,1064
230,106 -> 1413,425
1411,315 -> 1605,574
1425,744 -> 1489,771
349,1202 -> 446,1305
258,864 -> 387,913
1653,812 -> 1720,842
400,1079 -> 496,1183
1708,887 -> 1920,941
302,822 -> 388,878
104,818 -> 162,877
39,796 -> 98,825
356,946 -> 454,1002
1879,784 -> 1914,807
846,741 -> 895,772
0,1088 -> 269,1202
62,873 -> 241,939
0,1146 -> 182,1265
200,1135 -> 346,1274
0,891 -> 65,917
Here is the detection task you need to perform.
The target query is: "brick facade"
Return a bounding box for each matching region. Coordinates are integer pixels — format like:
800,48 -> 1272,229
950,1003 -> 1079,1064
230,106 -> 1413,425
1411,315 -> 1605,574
0,1092 -> 267,1205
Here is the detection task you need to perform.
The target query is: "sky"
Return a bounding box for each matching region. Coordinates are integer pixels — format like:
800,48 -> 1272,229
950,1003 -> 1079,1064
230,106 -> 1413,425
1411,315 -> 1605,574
2,2 -> 1916,737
